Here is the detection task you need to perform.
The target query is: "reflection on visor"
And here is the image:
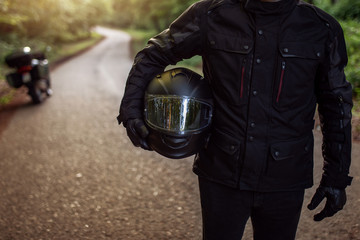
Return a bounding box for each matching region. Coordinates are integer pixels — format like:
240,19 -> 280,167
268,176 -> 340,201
145,95 -> 212,135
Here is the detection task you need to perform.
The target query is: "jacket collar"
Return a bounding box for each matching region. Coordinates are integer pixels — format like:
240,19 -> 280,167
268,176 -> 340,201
243,0 -> 297,15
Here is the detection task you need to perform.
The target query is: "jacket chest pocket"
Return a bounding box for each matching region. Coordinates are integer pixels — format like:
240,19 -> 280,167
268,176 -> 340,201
207,32 -> 253,106
273,42 -> 324,111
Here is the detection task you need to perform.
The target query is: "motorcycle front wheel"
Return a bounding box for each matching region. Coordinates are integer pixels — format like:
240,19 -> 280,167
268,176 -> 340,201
28,80 -> 48,104
28,86 -> 44,104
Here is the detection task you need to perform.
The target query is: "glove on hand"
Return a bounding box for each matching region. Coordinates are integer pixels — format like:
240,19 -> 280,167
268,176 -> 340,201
125,118 -> 152,151
307,186 -> 347,221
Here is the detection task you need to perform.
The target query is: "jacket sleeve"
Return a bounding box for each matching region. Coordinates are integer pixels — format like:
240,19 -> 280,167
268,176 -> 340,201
117,1 -> 208,125
316,23 -> 353,189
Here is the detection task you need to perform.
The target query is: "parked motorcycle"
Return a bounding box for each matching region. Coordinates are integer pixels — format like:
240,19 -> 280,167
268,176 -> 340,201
5,47 -> 52,104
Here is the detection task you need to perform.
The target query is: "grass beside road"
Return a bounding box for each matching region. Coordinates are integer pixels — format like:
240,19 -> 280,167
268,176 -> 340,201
47,32 -> 104,64
123,28 -> 157,58
0,31 -> 104,106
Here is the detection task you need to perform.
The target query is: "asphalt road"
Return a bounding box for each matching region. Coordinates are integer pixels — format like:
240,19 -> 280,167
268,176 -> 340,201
0,26 -> 359,240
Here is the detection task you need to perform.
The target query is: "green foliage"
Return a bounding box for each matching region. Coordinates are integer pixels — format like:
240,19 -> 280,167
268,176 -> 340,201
331,0 -> 360,21
306,1 -> 360,97
341,20 -> 360,97
124,28 -> 157,58
109,0 -> 198,31
0,88 -> 14,105
0,0 -> 111,79
310,0 -> 360,21
48,32 -> 103,62
0,0 -> 111,44
309,0 -> 333,11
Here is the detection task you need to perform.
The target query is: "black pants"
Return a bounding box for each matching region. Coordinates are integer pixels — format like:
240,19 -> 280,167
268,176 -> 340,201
198,177 -> 305,240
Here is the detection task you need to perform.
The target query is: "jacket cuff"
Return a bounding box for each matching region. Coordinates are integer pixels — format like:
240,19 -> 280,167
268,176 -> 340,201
320,173 -> 353,189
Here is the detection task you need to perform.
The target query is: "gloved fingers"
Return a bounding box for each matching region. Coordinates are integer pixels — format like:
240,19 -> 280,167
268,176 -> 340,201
139,138 -> 152,151
126,119 -> 152,151
313,200 -> 338,221
133,119 -> 152,150
126,126 -> 141,147
307,187 -> 326,210
313,210 -> 331,221
133,119 -> 149,139
127,128 -> 152,150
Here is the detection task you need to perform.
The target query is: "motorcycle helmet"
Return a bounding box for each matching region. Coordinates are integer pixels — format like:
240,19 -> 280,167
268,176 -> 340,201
144,67 -> 213,159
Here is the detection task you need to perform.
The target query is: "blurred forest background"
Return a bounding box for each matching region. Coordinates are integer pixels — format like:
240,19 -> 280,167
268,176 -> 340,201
0,0 -> 359,100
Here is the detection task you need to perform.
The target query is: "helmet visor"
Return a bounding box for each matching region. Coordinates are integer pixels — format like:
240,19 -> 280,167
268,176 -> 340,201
145,95 -> 212,135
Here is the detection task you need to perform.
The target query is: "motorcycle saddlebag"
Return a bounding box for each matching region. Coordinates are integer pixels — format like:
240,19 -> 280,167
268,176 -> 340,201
6,72 -> 23,88
5,52 -> 32,68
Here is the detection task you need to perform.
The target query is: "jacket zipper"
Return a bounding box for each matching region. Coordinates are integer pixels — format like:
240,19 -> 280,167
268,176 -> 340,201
240,59 -> 246,98
276,61 -> 286,103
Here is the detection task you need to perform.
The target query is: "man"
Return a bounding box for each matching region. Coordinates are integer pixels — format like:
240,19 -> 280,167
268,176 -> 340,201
117,0 -> 353,239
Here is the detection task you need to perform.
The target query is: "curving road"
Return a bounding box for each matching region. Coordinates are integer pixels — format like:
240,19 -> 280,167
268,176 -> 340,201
0,26 -> 359,240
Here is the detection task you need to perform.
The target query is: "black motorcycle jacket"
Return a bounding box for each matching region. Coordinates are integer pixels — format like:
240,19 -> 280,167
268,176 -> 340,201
118,0 -> 353,191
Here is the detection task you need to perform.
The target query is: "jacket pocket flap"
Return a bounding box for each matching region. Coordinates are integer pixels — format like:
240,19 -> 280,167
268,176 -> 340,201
271,136 -> 313,161
279,42 -> 324,60
208,32 -> 253,54
210,129 -> 241,155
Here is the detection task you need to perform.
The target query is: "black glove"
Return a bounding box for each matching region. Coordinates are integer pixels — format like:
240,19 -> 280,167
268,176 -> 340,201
307,186 -> 347,221
125,118 -> 152,151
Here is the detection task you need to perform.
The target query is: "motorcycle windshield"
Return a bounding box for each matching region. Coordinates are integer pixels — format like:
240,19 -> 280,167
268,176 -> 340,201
145,95 -> 213,135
